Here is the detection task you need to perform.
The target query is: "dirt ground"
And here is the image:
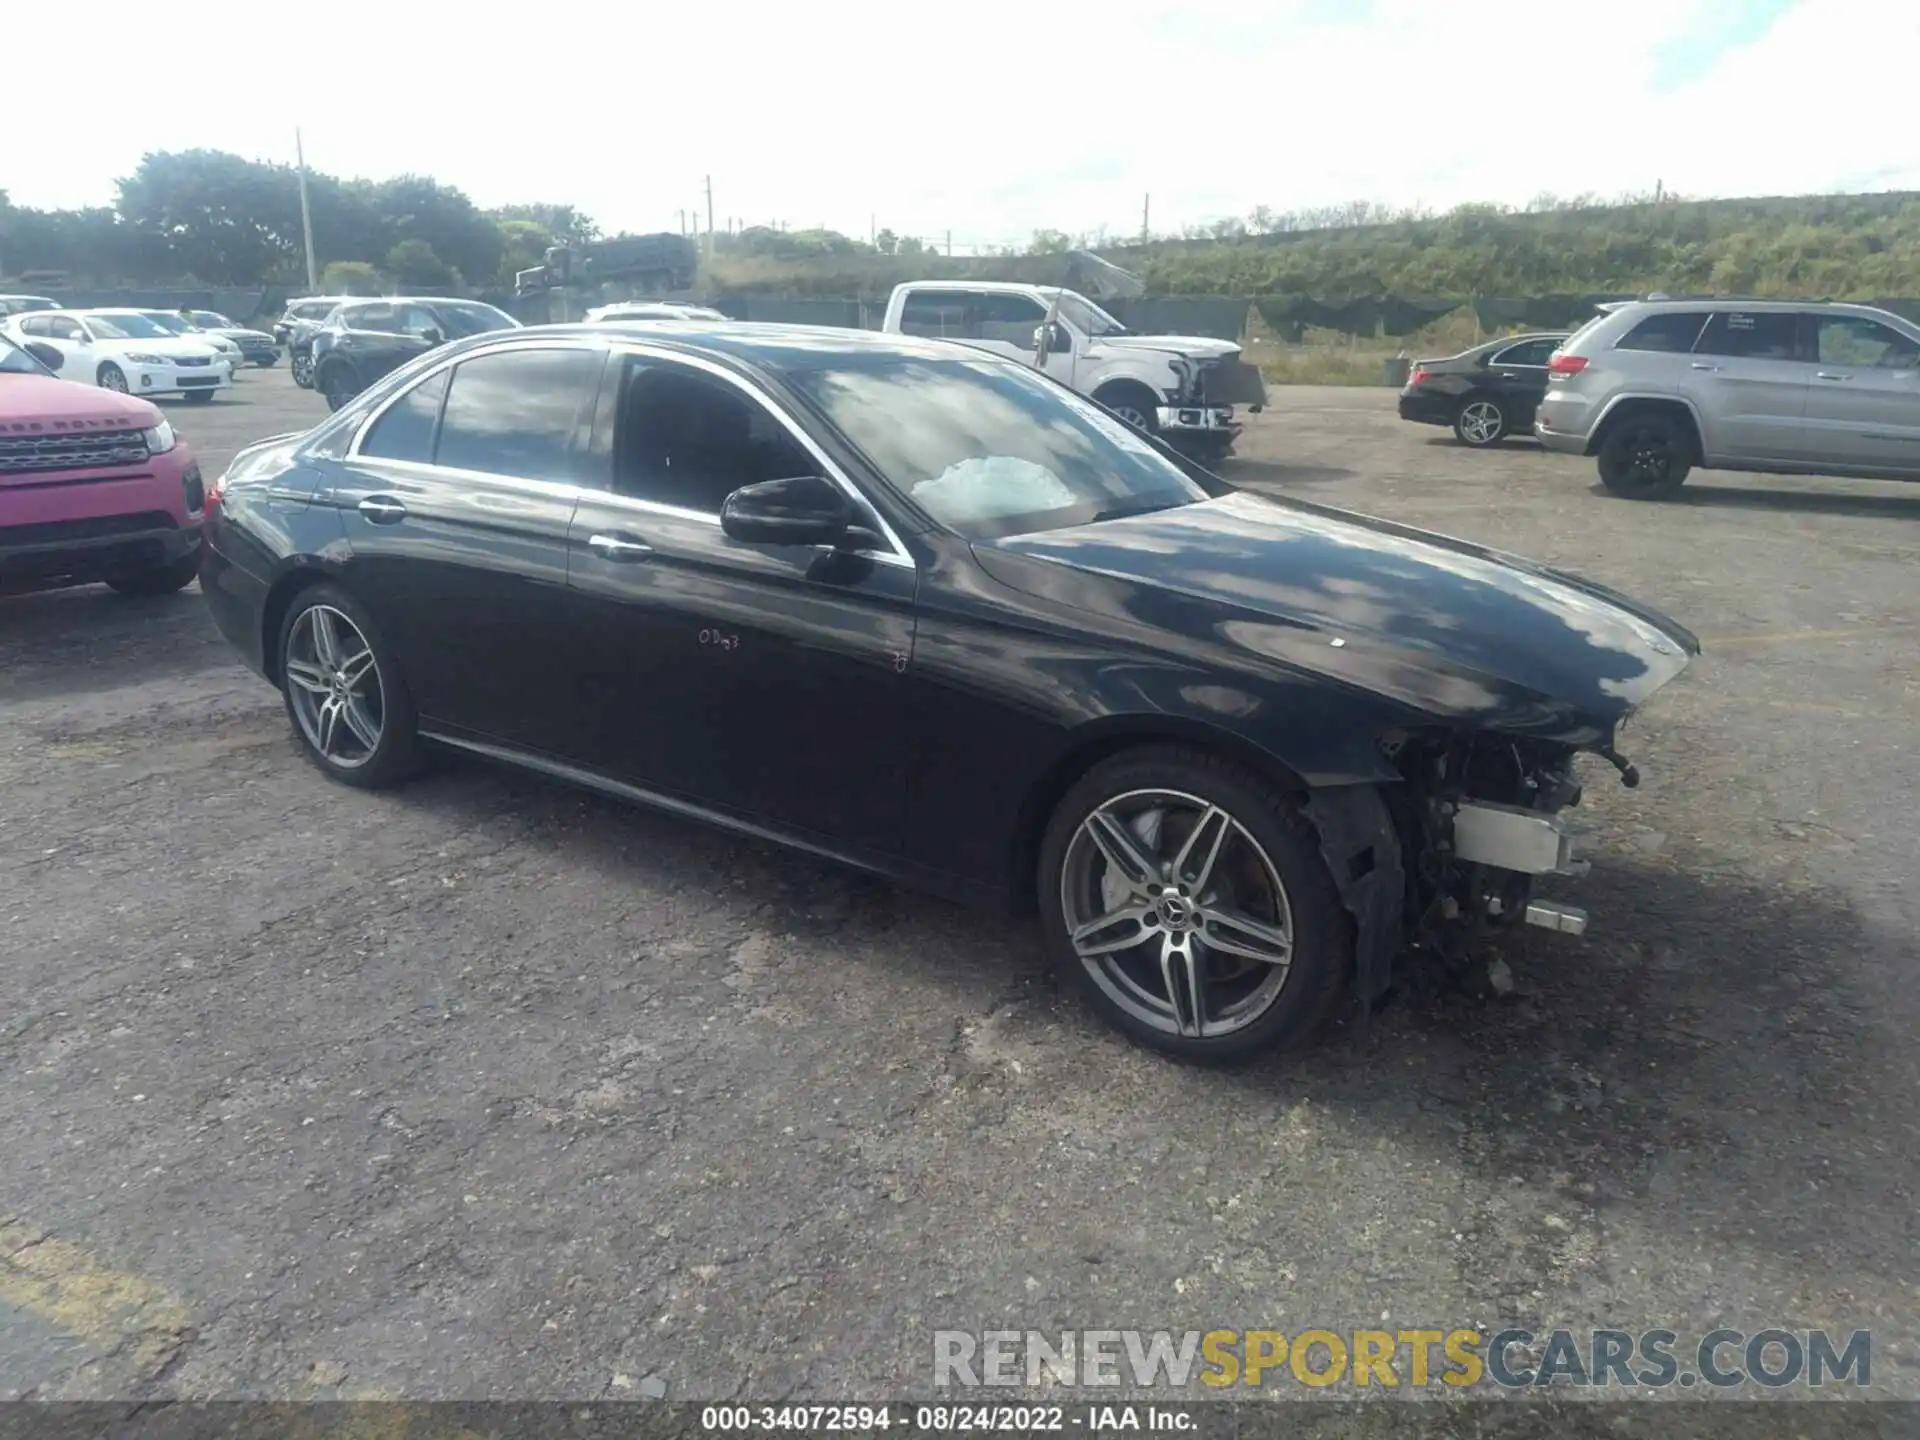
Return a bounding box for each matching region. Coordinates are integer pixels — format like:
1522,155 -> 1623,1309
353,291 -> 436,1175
3,370 -> 1917,1415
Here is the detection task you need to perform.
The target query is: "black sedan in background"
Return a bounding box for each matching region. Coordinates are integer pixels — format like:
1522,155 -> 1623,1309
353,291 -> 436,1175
309,297 -> 520,411
1397,331 -> 1570,447
201,323 -> 1696,1065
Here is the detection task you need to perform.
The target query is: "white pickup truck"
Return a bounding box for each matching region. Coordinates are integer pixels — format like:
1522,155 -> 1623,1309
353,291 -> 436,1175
880,280 -> 1267,459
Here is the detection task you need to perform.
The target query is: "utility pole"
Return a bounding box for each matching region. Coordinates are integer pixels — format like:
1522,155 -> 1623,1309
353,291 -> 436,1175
1141,193 -> 1150,244
870,213 -> 877,247
704,175 -> 715,261
945,229 -> 952,257
295,127 -> 318,292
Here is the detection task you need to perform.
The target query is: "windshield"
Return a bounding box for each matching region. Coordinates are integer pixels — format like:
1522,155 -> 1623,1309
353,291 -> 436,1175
87,313 -> 172,339
143,313 -> 195,334
429,302 -> 519,338
189,311 -> 233,328
782,352 -> 1205,542
0,334 -> 51,376
1044,289 -> 1129,337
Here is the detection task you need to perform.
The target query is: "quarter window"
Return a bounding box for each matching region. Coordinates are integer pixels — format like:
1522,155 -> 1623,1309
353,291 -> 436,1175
1695,311 -> 1801,361
1615,312 -> 1710,353
433,347 -> 603,483
609,356 -> 819,514
1815,315 -> 1920,369
359,368 -> 450,463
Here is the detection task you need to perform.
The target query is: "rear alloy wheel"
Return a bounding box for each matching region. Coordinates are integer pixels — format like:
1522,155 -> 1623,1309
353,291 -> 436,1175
278,584 -> 421,789
1039,746 -> 1350,1065
1597,413 -> 1693,499
290,352 -> 314,388
1453,396 -> 1506,446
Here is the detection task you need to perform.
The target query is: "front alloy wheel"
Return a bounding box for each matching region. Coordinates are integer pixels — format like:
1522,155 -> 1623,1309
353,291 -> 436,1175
279,585 -> 421,788
1039,747 -> 1350,1064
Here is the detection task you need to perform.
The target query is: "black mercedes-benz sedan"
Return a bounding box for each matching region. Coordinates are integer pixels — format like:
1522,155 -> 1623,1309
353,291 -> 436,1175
201,323 -> 1698,1064
1397,332 -> 1571,447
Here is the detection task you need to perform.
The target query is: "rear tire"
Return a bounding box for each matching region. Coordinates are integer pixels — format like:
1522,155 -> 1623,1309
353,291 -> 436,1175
1037,744 -> 1351,1066
291,352 -> 314,388
106,548 -> 200,596
1597,412 -> 1693,499
277,582 -> 422,790
1453,395 -> 1506,447
318,362 -> 359,412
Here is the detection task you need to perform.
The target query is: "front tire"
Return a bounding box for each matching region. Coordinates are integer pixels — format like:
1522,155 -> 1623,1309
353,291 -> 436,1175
1453,395 -> 1506,447
106,548 -> 200,596
277,583 -> 421,790
98,363 -> 129,393
1094,384 -> 1162,438
1597,412 -> 1693,498
1037,745 -> 1351,1065
291,352 -> 314,388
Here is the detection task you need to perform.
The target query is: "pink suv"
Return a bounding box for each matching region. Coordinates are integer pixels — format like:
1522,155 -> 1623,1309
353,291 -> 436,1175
1,332 -> 205,596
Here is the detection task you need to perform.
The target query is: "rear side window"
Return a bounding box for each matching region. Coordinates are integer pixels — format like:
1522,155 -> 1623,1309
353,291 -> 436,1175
899,291 -> 978,339
359,367 -> 450,463
1696,311 -> 1801,360
1615,312 -> 1710,353
433,347 -> 604,483
1490,338 -> 1559,367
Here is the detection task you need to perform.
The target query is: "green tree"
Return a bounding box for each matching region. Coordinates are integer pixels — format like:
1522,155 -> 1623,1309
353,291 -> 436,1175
383,238 -> 455,289
488,202 -> 598,244
320,260 -> 385,294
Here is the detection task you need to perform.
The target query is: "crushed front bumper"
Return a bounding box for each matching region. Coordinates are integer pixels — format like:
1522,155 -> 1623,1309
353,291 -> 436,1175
1449,800 -> 1592,936
1156,404 -> 1239,435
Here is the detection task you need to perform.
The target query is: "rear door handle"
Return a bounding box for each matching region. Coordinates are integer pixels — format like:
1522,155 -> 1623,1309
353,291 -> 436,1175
357,496 -> 408,523
1816,371 -> 1853,381
587,532 -> 654,562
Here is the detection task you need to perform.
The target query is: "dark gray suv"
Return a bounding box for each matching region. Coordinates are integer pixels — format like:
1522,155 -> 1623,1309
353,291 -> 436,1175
1535,299 -> 1920,498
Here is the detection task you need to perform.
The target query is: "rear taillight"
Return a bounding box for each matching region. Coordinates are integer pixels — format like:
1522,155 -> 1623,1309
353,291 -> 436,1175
1407,367 -> 1430,387
1547,353 -> 1589,376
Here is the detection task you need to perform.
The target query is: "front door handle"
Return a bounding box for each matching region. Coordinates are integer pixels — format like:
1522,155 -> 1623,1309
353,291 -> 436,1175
357,496 -> 408,523
587,532 -> 654,562
1816,371 -> 1853,381
1689,362 -> 1720,371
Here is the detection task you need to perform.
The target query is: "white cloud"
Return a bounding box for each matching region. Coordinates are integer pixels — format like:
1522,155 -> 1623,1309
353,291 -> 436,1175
3,0 -> 1913,247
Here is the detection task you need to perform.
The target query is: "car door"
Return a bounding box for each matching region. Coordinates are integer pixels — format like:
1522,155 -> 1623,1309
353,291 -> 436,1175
1801,313 -> 1920,472
562,347 -> 919,854
31,315 -> 96,383
1483,337 -> 1559,426
321,340 -> 607,752
1685,310 -> 1813,462
975,291 -> 1078,384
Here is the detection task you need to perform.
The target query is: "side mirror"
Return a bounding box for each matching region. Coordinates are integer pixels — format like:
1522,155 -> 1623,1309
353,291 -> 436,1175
1032,323 -> 1072,355
60,328 -> 86,343
24,342 -> 63,371
721,475 -> 855,549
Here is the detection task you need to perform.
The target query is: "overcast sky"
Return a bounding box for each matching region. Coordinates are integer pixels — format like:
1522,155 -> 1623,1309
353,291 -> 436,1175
6,0 -> 1915,248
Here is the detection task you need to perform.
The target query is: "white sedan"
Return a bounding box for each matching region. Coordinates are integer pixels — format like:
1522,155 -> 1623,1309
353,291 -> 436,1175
1,308 -> 233,402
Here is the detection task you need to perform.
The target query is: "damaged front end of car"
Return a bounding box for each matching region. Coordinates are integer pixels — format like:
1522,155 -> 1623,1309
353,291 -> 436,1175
1159,353 -> 1270,445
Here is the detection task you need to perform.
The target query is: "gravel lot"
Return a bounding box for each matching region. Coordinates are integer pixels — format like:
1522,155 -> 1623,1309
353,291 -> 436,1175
4,368 -> 1918,1412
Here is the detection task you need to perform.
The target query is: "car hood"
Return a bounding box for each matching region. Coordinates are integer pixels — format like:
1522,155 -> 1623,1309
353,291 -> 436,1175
972,491 -> 1699,744
1,372 -> 161,428
1090,334 -> 1242,361
97,335 -> 223,360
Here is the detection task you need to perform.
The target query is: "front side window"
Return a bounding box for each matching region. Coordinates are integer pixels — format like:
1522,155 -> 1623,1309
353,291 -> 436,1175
1816,315 -> 1920,369
359,367 -> 451,463
433,347 -> 603,483
1695,311 -> 1800,361
345,304 -> 399,333
975,292 -> 1050,346
782,351 -> 1207,541
1614,311 -> 1710,353
1046,290 -> 1129,337
610,357 -> 817,513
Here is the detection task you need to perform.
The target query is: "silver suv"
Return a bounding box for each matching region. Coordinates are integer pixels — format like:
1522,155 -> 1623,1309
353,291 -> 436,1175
1535,299 -> 1920,498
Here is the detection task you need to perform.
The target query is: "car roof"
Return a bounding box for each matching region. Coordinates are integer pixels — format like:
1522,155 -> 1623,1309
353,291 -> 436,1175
503,320 -> 994,367
897,280 -> 1051,295
1597,297 -> 1889,317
